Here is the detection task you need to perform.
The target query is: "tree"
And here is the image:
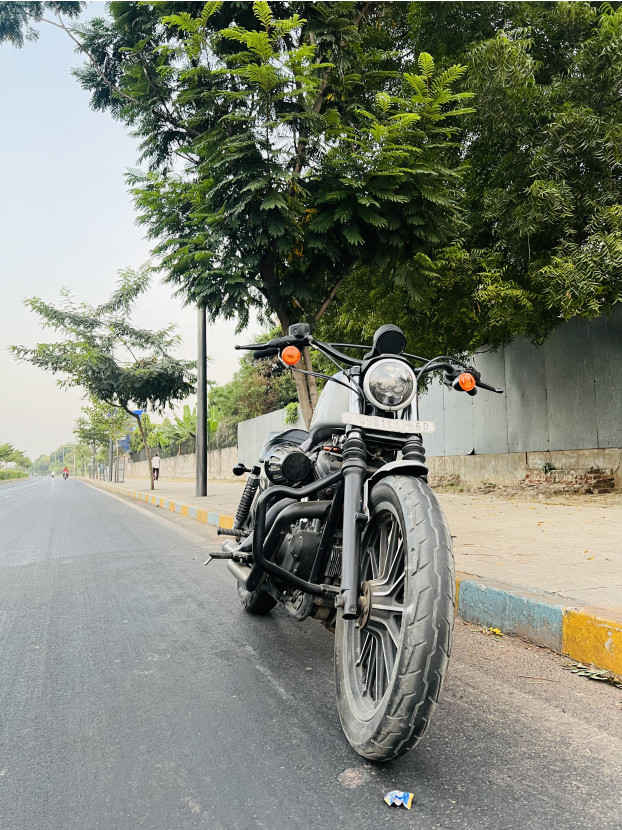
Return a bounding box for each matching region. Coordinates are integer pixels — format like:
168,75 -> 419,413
32,454 -> 51,476
75,398 -> 134,473
330,2 -> 622,355
156,405 -> 197,452
11,268 -> 195,490
0,443 -> 32,469
1,1 -> 471,426
209,348 -> 299,439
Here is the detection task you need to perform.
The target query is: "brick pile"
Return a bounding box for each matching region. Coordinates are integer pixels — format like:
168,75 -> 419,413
522,467 -> 615,495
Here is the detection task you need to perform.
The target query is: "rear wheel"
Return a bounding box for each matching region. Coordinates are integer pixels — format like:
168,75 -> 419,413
335,475 -> 454,762
237,583 -> 277,615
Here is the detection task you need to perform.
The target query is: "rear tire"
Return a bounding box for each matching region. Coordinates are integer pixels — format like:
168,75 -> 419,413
335,475 -> 454,762
237,583 -> 277,615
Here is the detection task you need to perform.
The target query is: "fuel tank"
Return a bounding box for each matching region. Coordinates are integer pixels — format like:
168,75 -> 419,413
309,371 -> 351,441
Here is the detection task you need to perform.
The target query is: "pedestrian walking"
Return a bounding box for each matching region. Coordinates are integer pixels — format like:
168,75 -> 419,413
152,452 -> 161,481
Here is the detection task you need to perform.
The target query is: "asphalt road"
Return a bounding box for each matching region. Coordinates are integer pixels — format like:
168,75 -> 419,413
1,477 -> 621,830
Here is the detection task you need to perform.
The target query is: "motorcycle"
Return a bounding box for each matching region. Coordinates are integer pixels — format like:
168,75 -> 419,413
218,322 -> 502,762
62,471 -> 69,480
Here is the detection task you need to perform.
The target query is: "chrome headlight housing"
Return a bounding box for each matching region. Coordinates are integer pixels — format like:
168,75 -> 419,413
362,358 -> 417,412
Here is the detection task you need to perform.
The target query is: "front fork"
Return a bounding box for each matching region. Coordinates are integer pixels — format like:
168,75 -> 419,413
339,367 -> 366,620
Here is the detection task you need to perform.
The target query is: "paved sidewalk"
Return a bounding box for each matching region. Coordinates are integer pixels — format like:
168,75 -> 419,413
84,475 -> 622,675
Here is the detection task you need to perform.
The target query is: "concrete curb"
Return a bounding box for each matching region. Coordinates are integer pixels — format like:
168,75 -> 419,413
456,573 -> 622,677
87,481 -> 235,530
87,480 -> 622,677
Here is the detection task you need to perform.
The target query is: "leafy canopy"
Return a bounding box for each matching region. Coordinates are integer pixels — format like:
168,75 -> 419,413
318,2 -> 622,355
66,2 -> 471,330
10,266 -> 196,414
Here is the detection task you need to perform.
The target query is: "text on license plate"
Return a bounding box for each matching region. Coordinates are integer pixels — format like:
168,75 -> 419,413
341,412 -> 435,433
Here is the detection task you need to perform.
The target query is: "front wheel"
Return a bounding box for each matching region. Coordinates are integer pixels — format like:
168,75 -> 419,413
335,475 -> 455,762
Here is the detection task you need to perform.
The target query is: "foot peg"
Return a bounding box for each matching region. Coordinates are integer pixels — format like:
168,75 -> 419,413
204,538 -> 245,566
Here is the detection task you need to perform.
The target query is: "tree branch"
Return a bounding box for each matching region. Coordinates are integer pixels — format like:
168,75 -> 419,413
42,15 -> 141,107
314,276 -> 346,322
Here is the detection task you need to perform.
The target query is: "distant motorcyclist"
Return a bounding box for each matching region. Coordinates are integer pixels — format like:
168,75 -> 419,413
51,470 -> 55,478
62,467 -> 69,480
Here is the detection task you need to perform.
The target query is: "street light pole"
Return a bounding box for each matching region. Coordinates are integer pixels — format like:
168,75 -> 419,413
196,304 -> 208,497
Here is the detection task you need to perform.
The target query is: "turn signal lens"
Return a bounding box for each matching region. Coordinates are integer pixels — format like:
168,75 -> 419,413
281,345 -> 301,366
458,372 -> 477,392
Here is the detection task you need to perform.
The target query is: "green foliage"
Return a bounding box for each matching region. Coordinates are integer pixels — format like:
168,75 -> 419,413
75,398 -> 134,453
31,454 -> 51,475
128,413 -> 158,452
156,405 -> 196,446
410,2 -> 622,346
209,345 -> 298,438
6,1 -> 622,364
321,2 -> 622,356
0,470 -> 28,480
66,2 -> 469,348
0,2 -> 82,47
11,267 -> 196,415
0,442 -> 32,469
284,402 -> 300,425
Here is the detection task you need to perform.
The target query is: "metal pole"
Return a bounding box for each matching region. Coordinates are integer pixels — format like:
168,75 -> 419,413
196,304 -> 208,497
108,435 -> 113,482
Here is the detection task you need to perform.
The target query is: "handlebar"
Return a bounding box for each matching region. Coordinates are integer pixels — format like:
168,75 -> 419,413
236,326 -> 503,394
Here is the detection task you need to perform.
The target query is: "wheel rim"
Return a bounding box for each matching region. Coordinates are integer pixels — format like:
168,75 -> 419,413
345,502 -> 405,717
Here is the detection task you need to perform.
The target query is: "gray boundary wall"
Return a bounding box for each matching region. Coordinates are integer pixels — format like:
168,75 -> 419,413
127,446 -> 237,480
236,309 -> 622,470
237,406 -> 306,467
418,308 -> 622,457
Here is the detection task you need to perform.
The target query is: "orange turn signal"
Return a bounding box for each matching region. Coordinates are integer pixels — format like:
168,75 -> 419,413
281,345 -> 301,366
458,372 -> 477,392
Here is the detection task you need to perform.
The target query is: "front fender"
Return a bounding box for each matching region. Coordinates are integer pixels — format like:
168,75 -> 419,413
367,460 -> 428,487
362,459 -> 429,527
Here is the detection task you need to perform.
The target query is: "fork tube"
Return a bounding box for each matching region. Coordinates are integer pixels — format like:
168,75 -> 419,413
340,367 -> 365,619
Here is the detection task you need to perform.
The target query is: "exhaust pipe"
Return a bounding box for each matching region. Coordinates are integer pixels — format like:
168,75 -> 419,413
227,560 -> 252,587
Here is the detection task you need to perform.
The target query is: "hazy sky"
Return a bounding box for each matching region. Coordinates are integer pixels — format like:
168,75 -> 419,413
0,2 -> 254,459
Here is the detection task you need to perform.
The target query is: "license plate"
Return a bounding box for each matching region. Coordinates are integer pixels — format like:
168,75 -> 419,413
341,412 -> 435,433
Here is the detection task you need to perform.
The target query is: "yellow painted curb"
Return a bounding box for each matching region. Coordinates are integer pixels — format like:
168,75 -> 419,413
563,607 -> 622,676
219,513 -> 234,529
180,505 -> 189,517
168,501 -> 176,512
197,510 -> 208,524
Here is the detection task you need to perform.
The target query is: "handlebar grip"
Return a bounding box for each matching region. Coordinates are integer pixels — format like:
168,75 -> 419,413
476,380 -> 504,394
252,347 -> 279,360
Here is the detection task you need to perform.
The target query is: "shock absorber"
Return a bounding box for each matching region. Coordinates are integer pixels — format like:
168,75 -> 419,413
402,434 -> 428,477
233,465 -> 261,530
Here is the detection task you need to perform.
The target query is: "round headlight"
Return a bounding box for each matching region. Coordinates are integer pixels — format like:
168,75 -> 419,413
363,358 -> 417,411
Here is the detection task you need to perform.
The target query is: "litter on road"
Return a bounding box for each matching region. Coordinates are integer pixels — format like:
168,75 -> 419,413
384,790 -> 414,809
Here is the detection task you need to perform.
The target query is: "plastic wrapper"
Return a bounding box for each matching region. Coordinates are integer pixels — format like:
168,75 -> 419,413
384,790 -> 414,809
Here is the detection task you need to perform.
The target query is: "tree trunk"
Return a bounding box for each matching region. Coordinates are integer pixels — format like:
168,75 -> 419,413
132,411 -> 154,490
302,347 -> 319,409
293,367 -> 314,429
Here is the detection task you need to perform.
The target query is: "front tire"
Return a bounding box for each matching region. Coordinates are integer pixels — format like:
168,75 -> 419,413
335,475 -> 454,762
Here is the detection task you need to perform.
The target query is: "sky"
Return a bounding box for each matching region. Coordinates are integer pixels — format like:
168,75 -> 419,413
0,2 -> 254,459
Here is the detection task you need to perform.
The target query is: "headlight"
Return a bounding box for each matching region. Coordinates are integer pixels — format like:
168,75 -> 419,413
363,358 -> 417,412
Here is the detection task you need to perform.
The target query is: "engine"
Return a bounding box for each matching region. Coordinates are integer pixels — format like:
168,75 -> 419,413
273,517 -> 321,581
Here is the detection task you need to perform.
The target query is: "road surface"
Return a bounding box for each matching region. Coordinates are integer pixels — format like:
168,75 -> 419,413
1,477 -> 621,829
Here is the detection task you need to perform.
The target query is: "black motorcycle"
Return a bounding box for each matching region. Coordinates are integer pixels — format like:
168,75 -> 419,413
219,323 -> 502,761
